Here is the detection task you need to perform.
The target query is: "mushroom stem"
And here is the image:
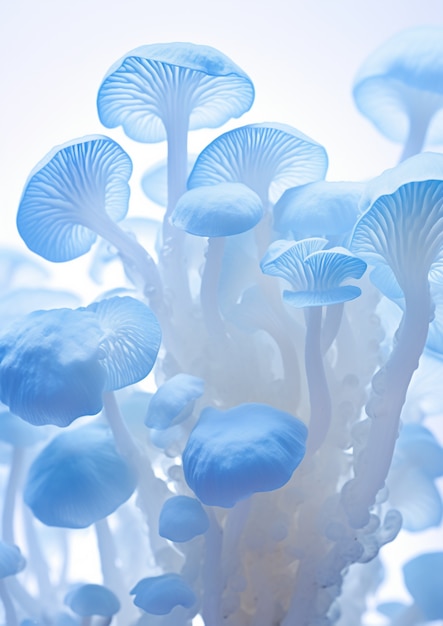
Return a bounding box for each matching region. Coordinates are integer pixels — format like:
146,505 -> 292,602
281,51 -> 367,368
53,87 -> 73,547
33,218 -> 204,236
399,107 -> 433,162
201,510 -> 223,626
321,303 -> 344,354
94,518 -> 123,592
23,506 -> 52,604
0,580 -> 18,626
342,281 -> 431,528
305,306 -> 332,454
200,237 -> 226,336
94,215 -> 165,315
2,447 -> 25,545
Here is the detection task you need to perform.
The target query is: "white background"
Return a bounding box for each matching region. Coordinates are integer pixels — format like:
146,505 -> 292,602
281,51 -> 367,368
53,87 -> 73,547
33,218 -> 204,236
1,0 -> 443,614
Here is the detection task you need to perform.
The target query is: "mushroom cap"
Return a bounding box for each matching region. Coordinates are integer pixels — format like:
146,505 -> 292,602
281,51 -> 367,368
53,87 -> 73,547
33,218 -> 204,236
261,239 -> 367,307
171,183 -> 263,237
183,403 -> 307,507
159,496 -> 209,542
145,373 -> 204,430
0,409 -> 47,447
353,26 -> 443,143
403,552 -> 443,620
351,152 -> 443,297
84,296 -> 161,391
0,542 -> 26,578
64,584 -> 120,617
17,136 -> 132,262
0,308 -> 106,427
187,122 -> 328,203
24,424 -> 137,528
274,180 -> 363,240
97,42 -> 254,142
130,574 -> 196,615
0,297 -> 160,427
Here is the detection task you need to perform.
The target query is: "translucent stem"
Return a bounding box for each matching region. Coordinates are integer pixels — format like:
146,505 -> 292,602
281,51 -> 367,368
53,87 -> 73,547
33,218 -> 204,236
305,306 -> 332,454
94,518 -> 122,591
0,580 -> 18,626
342,282 -> 431,528
321,303 -> 344,354
399,108 -> 432,162
2,447 -> 25,544
201,511 -> 223,626
200,237 -> 226,336
23,506 -> 52,604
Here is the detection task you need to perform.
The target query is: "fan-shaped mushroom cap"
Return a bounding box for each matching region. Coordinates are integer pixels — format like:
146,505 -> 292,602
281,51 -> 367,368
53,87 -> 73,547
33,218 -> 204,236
353,26 -> 443,145
159,496 -> 209,542
64,584 -> 120,618
0,542 -> 25,578
24,424 -> 137,528
274,180 -> 363,242
97,43 -> 254,142
403,552 -> 443,620
183,403 -> 307,507
187,123 -> 328,204
130,574 -> 196,614
145,374 -> 204,430
171,183 -> 263,237
351,152 -> 443,297
17,136 -> 132,262
261,238 -> 367,307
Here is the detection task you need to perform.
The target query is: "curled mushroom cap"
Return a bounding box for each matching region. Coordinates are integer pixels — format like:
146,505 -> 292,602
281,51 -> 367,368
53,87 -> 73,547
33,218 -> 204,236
261,238 -> 367,307
145,373 -> 204,430
351,152 -> 443,297
187,123 -> 328,204
171,182 -> 264,237
24,424 -> 137,528
97,42 -> 254,142
183,403 -> 307,507
17,136 -> 132,262
353,26 -> 443,158
64,584 -> 120,618
130,574 -> 196,615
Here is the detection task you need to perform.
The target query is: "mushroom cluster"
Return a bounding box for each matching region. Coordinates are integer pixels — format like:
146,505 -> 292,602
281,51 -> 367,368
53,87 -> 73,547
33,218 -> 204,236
0,29 -> 442,626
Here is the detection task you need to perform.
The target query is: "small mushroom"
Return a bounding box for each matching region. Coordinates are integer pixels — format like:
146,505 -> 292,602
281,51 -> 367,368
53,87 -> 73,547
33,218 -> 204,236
183,403 -> 307,507
64,584 -> 120,626
0,541 -> 26,626
130,574 -> 196,615
145,374 -> 204,430
159,496 -> 209,542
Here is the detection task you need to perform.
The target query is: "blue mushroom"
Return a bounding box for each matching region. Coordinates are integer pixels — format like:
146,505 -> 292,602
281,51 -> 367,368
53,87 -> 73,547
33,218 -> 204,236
403,552 -> 443,621
145,374 -> 204,430
261,238 -> 366,453
261,238 -> 367,308
97,43 -> 254,214
64,583 -> 120,620
343,152 -> 443,528
274,180 -> 364,246
353,26 -> 443,161
16,136 -> 162,305
130,573 -> 196,615
0,297 -> 161,427
0,542 -> 25,578
183,403 -> 307,507
188,122 -> 328,208
159,496 -> 209,542
24,424 -> 137,528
